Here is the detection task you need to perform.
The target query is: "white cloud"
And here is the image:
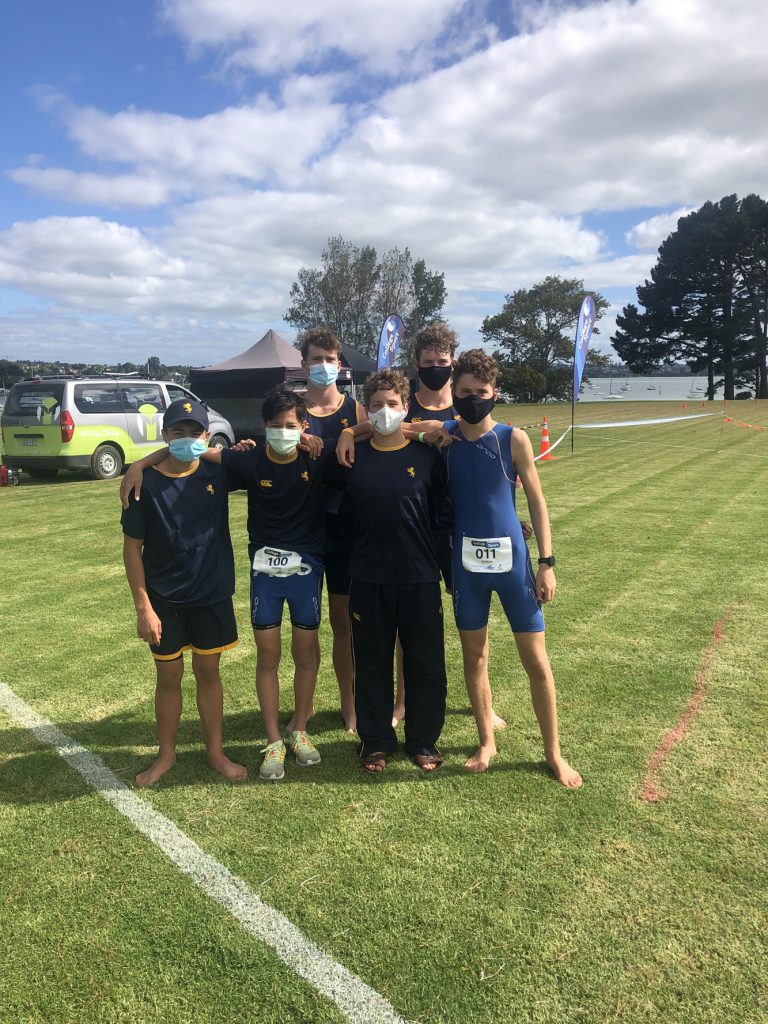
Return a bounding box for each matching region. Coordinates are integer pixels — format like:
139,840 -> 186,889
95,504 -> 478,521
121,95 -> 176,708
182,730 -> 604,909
5,0 -> 768,362
625,207 -> 696,251
7,167 -> 174,207
64,99 -> 347,188
159,0 -> 473,75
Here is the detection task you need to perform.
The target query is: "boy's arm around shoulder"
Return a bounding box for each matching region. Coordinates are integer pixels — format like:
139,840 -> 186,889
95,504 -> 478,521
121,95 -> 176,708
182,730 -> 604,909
336,420 -> 373,467
119,447 -> 169,508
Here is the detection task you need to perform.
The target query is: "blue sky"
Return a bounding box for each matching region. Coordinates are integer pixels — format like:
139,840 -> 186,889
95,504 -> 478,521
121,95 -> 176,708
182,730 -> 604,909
2,0 -> 767,366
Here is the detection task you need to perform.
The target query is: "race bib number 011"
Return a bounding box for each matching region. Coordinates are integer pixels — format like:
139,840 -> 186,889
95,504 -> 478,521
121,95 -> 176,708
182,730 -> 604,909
461,536 -> 513,574
252,546 -> 305,577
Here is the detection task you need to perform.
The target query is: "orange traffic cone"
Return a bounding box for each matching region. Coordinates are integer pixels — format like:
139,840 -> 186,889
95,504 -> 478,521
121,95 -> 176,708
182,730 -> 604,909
539,417 -> 556,461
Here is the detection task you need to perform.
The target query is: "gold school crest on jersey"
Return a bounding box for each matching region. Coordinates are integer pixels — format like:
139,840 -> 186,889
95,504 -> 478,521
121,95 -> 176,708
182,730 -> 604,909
407,466 -> 415,478
206,484 -> 215,495
340,417 -> 349,428
301,471 -> 309,482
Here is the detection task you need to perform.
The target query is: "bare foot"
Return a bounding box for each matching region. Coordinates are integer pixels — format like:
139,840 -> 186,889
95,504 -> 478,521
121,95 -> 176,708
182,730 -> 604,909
465,743 -> 497,773
135,754 -> 177,787
547,756 -> 583,789
491,708 -> 507,730
208,752 -> 248,782
391,703 -> 405,728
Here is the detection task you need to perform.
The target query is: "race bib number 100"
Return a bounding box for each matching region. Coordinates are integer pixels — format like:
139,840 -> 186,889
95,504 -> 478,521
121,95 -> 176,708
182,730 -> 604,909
252,546 -> 304,577
461,536 -> 513,574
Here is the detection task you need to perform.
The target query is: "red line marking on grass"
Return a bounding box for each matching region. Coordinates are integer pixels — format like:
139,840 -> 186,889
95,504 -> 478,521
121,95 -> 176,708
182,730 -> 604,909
641,610 -> 734,803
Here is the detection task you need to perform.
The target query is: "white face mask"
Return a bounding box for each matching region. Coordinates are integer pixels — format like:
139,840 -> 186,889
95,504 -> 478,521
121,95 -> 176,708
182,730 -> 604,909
368,405 -> 407,436
266,427 -> 301,455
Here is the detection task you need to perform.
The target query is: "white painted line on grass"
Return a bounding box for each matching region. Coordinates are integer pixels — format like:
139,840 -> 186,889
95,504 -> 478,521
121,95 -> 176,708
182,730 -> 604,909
576,412 -> 716,429
0,682 -> 408,1024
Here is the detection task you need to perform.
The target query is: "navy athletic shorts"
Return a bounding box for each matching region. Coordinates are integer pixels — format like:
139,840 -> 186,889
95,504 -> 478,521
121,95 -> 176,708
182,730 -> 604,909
147,591 -> 239,661
323,530 -> 352,596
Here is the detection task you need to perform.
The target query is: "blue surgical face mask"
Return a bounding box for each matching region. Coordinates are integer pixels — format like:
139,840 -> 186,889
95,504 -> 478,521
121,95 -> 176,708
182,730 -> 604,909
169,438 -> 208,462
308,363 -> 339,387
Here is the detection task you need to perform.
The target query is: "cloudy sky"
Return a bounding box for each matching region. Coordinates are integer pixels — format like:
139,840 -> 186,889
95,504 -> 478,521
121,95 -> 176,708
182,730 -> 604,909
2,0 -> 767,367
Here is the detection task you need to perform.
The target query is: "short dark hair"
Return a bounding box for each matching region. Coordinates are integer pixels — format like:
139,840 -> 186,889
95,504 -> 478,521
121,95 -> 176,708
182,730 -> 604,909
413,322 -> 458,362
299,326 -> 342,361
362,368 -> 410,408
453,348 -> 498,387
262,388 -> 307,424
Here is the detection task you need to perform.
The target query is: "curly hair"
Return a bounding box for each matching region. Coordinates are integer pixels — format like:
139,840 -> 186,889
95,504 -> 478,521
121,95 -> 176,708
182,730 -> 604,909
453,348 -> 498,387
362,368 -> 410,408
413,322 -> 458,362
299,325 -> 342,361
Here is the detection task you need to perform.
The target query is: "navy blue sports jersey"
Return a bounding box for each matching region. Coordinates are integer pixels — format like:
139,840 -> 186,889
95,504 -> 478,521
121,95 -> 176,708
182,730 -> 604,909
220,441 -> 336,561
347,439 -> 447,584
304,393 -> 361,439
405,394 -> 457,424
121,461 -> 236,606
304,393 -> 361,524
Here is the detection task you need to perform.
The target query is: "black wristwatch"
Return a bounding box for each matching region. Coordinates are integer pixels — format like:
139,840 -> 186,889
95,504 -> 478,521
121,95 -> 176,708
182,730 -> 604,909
537,555 -> 556,568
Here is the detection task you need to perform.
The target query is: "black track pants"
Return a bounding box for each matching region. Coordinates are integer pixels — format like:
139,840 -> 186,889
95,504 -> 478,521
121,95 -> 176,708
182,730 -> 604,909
350,580 -> 447,757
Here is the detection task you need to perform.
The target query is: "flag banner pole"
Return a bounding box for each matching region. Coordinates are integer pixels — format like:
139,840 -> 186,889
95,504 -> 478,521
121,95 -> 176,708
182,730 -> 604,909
572,295 -> 597,454
376,313 -> 404,370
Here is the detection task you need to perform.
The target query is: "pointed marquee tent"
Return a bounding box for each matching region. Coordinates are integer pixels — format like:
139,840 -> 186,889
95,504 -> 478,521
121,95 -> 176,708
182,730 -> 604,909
189,329 -> 302,438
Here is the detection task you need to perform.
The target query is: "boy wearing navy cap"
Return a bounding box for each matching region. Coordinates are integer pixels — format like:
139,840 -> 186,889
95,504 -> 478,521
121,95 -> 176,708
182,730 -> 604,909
121,398 -> 247,787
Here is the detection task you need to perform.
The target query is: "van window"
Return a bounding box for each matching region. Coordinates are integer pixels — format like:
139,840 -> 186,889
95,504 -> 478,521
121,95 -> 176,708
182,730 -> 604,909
121,384 -> 167,412
6,383 -> 65,420
73,384 -> 125,414
166,385 -> 194,404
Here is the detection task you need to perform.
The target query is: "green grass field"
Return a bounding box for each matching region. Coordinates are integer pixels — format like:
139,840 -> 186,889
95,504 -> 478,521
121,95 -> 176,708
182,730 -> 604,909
1,401 -> 767,1024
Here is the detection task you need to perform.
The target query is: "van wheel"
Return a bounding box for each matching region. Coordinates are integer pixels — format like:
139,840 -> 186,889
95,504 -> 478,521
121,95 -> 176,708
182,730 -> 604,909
91,444 -> 123,480
208,433 -> 229,450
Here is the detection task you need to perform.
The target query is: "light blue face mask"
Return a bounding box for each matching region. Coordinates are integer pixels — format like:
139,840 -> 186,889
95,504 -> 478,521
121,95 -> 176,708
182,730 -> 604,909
169,438 -> 208,462
308,363 -> 339,387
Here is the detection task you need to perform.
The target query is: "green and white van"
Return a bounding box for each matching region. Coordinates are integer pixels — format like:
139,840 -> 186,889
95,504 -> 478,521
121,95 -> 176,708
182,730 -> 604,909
1,378 -> 235,480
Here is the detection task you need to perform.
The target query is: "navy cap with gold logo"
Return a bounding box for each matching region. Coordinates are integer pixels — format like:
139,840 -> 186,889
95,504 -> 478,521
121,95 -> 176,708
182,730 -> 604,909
164,398 -> 209,431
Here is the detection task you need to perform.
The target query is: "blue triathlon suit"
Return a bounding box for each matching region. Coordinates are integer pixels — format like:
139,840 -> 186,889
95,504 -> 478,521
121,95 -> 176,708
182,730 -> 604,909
444,422 -> 544,633
304,394 -> 362,596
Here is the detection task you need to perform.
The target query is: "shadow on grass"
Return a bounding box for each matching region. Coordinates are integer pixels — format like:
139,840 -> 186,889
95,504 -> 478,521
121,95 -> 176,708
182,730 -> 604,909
0,704 -> 562,804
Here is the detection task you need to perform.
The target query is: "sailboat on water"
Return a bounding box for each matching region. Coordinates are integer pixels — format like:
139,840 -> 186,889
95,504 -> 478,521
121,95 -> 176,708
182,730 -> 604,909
603,375 -> 624,400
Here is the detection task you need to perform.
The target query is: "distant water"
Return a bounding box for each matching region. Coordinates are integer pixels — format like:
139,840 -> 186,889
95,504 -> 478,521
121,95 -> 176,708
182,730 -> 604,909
579,376 -> 723,402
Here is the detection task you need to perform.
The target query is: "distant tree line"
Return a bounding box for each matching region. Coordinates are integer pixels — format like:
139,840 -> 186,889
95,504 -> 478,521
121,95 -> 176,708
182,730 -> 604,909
0,358 -> 193,387
613,194 -> 768,399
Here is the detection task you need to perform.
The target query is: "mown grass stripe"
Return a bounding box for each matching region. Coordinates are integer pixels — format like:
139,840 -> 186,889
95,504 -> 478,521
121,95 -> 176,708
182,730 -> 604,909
0,682 -> 407,1024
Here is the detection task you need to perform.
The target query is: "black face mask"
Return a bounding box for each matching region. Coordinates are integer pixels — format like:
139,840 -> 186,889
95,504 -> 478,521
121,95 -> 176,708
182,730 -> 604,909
452,393 -> 496,424
417,364 -> 452,391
